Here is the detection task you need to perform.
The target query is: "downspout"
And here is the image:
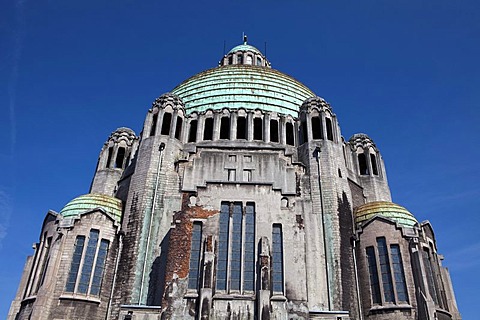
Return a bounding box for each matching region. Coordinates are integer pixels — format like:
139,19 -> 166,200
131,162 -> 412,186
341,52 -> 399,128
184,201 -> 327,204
106,230 -> 124,320
314,146 -> 332,310
139,142 -> 165,304
352,237 -> 364,320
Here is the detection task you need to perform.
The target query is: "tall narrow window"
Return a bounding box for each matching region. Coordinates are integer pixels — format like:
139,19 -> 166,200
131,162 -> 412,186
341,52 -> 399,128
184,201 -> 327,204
377,237 -> 394,303
286,122 -> 294,146
237,54 -> 243,64
300,120 -> 308,144
216,203 -> 230,291
243,204 -> 255,291
90,239 -> 109,295
246,55 -> 253,65
106,147 -> 113,168
230,203 -> 243,291
370,154 -> 379,176
188,223 -> 202,290
270,119 -> 279,142
253,118 -> 263,141
78,230 -> 99,294
256,57 -> 262,66
423,249 -> 439,305
115,147 -> 126,168
243,170 -> 252,182
188,120 -> 198,142
175,116 -> 183,140
311,116 -> 323,139
228,169 -> 236,181
203,118 -> 214,140
150,113 -> 158,136
272,224 -> 284,293
390,245 -> 408,303
237,117 -> 247,139
358,153 -> 369,175
220,117 -> 230,139
36,236 -> 52,292
326,118 -> 334,141
161,113 -> 172,135
366,246 -> 381,304
228,56 -> 233,65
66,236 -> 85,292
216,202 -> 256,293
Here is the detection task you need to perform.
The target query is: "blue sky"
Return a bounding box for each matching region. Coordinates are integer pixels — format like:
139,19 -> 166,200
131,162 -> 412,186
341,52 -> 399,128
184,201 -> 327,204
1,1 -> 479,318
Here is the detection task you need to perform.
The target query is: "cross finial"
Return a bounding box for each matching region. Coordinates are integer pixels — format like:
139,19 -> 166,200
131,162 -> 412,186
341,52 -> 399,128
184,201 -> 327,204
243,33 -> 247,45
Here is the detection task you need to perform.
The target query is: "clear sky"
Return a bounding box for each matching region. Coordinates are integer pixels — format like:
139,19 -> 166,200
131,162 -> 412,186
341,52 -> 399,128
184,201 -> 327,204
1,1 -> 478,318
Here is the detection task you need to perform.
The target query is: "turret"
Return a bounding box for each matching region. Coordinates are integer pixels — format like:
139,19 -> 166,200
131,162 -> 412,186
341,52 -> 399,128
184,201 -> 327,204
90,127 -> 138,196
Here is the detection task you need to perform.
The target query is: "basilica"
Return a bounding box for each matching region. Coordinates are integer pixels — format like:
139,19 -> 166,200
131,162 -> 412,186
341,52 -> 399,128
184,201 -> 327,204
9,39 -> 461,320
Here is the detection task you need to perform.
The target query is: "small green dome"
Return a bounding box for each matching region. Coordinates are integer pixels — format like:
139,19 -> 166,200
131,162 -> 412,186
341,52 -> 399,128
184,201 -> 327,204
228,44 -> 263,55
171,65 -> 315,116
60,193 -> 123,222
354,201 -> 418,228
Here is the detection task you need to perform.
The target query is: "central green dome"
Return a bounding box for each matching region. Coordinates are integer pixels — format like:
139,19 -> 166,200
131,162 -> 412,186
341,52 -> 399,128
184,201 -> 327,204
171,65 -> 315,116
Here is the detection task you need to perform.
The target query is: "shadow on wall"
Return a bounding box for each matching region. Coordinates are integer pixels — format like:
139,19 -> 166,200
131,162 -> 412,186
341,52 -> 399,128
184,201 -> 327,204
147,230 -> 171,306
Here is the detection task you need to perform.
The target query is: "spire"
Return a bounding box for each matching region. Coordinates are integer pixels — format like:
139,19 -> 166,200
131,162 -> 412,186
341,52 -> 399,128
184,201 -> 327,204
243,33 -> 247,45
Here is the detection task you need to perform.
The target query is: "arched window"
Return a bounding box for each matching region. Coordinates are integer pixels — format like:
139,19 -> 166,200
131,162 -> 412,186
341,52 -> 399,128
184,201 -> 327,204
106,147 -> 113,168
115,147 -> 126,169
220,116 -> 230,139
175,116 -> 183,140
270,119 -> 279,142
236,117 -> 247,139
203,118 -> 214,140
326,117 -> 334,141
150,113 -> 158,136
253,118 -> 263,141
161,113 -> 172,136
246,55 -> 253,65
311,116 -> 323,139
188,120 -> 198,142
237,54 -> 243,64
286,123 -> 295,146
256,57 -> 262,66
370,154 -> 379,176
300,120 -> 308,144
358,153 -> 369,175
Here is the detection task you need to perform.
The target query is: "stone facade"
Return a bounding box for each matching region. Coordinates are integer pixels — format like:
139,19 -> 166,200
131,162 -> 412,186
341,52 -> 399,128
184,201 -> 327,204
9,40 -> 461,320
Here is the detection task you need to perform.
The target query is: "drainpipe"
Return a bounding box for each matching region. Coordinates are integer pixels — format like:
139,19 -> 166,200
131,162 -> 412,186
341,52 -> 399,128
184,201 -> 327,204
106,230 -> 124,320
352,236 -> 364,320
139,142 -> 165,304
314,146 -> 332,310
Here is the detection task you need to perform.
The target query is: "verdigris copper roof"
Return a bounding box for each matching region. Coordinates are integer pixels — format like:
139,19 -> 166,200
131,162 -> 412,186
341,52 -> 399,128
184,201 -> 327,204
228,44 -> 263,55
354,201 -> 418,228
171,65 -> 315,116
59,193 -> 123,222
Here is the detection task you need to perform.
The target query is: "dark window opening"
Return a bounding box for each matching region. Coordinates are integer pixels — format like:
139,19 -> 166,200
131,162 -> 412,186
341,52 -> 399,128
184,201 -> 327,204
188,120 -> 197,142
237,54 -> 243,64
391,244 -> 408,303
253,118 -> 263,141
150,113 -> 158,136
311,116 -> 323,140
270,120 -> 279,142
377,237 -> 395,303
237,117 -> 247,139
66,236 -> 85,292
220,117 -> 230,139
175,117 -> 183,140
272,224 -> 284,293
326,118 -> 333,141
203,118 -> 214,140
106,147 -> 113,168
338,168 -> 342,178
78,230 -> 99,294
366,246 -> 381,304
256,57 -> 262,66
300,120 -> 308,144
188,222 -> 202,290
358,153 -> 369,175
370,154 -> 378,175
228,56 -> 233,65
286,123 -> 294,146
115,147 -> 126,169
161,113 -> 172,136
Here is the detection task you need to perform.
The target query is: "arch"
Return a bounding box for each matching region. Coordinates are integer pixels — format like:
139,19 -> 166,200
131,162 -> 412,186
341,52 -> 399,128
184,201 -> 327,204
188,119 -> 198,142
286,122 -> 295,146
326,117 -> 334,141
237,116 -> 247,139
270,119 -> 279,142
220,116 -> 230,139
253,117 -> 263,141
161,113 -> 172,136
150,112 -> 158,136
311,116 -> 323,140
203,117 -> 214,140
175,116 -> 183,140
358,153 -> 369,175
